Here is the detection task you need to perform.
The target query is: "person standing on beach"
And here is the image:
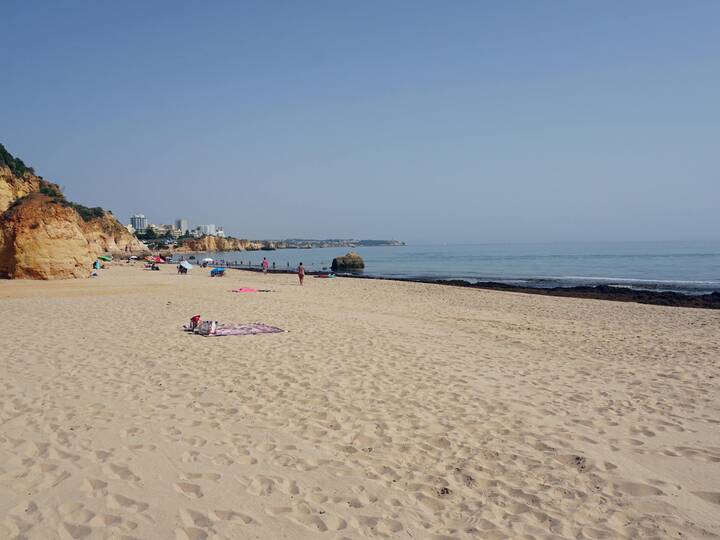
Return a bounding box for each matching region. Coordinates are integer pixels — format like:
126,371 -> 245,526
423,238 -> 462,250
262,257 -> 269,273
297,262 -> 305,285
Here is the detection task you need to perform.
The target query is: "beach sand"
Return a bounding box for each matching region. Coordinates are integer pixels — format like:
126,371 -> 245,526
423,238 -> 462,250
1,264 -> 719,539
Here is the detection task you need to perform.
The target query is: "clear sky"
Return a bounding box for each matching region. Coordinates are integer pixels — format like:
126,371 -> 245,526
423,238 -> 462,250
2,1 -> 718,243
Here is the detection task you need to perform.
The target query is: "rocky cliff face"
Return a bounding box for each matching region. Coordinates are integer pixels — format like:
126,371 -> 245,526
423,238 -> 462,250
176,236 -> 262,252
0,146 -> 147,279
0,191 -> 95,279
81,211 -> 147,257
0,166 -> 40,213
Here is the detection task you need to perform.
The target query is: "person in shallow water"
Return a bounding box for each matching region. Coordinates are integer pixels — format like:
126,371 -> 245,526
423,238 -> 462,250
297,262 -> 305,285
262,257 -> 269,273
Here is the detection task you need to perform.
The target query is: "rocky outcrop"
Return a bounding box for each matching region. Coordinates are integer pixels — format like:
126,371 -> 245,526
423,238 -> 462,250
176,236 -> 262,252
0,192 -> 95,279
0,145 -> 147,279
0,168 -> 40,214
331,251 -> 365,271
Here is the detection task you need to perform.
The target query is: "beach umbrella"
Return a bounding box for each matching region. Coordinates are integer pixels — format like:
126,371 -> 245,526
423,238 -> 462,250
202,257 -> 214,263
180,261 -> 193,270
151,256 -> 164,263
98,255 -> 112,261
129,255 -> 138,260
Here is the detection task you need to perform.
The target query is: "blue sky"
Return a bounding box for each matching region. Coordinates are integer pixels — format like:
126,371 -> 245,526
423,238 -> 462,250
2,1 -> 718,242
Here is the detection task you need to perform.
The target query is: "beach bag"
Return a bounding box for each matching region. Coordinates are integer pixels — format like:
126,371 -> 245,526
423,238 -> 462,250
197,320 -> 217,336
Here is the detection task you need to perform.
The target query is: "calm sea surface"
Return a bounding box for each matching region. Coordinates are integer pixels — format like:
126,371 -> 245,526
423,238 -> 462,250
189,241 -> 720,294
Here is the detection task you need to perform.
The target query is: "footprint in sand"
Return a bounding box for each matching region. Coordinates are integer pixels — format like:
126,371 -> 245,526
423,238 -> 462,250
209,510 -> 256,524
103,463 -> 142,485
107,494 -> 149,513
614,481 -> 664,497
59,522 -> 92,539
81,478 -> 108,497
175,482 -> 204,499
179,508 -> 214,528
211,454 -> 234,466
246,475 -> 275,496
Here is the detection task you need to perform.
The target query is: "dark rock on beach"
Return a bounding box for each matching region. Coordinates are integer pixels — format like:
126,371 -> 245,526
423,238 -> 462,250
331,251 -> 365,271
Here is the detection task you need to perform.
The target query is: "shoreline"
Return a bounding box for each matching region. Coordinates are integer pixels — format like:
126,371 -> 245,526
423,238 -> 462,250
219,266 -> 720,309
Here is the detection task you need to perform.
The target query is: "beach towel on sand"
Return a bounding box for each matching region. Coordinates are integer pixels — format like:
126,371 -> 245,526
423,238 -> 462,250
230,288 -> 273,293
210,323 -> 283,337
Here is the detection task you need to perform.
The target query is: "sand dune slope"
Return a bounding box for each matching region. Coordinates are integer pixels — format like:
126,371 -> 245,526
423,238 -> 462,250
1,266 -> 719,539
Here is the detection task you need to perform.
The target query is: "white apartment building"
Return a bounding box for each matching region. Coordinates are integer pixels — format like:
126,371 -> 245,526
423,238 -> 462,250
174,218 -> 189,234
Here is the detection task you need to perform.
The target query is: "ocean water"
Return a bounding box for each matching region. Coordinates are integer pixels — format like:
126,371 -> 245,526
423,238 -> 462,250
191,241 -> 720,294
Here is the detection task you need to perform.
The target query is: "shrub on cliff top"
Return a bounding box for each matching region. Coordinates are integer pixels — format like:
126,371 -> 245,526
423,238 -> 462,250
39,184 -> 63,199
37,178 -> 106,222
0,143 -> 35,177
65,202 -> 106,222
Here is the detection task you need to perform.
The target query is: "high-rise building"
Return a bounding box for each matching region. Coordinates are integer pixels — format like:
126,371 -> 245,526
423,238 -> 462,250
198,224 -> 217,236
130,214 -> 148,233
174,218 -> 189,234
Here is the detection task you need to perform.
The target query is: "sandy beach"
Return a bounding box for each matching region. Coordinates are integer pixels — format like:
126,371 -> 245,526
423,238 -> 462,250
1,265 -> 719,539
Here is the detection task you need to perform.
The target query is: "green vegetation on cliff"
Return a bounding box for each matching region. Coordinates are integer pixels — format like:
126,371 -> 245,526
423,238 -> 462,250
0,143 -> 34,177
34,182 -> 105,222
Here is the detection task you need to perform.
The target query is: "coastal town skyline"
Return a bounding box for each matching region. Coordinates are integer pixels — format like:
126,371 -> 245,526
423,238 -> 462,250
126,213 -> 225,240
125,213 -> 405,249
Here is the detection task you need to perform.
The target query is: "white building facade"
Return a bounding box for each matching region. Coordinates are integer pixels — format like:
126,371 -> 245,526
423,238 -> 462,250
130,214 -> 148,233
198,224 -> 217,236
174,218 -> 189,234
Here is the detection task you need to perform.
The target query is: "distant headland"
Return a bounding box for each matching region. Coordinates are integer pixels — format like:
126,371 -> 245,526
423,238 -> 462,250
169,235 -> 404,253
262,239 -> 405,249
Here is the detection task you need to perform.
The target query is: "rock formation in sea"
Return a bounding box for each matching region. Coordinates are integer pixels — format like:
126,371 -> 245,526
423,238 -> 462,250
175,235 -> 262,252
331,251 -> 365,271
0,144 -> 147,279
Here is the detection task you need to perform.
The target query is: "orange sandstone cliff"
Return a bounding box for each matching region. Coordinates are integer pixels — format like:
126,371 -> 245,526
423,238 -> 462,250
175,235 -> 262,252
0,164 -> 40,212
0,144 -> 146,279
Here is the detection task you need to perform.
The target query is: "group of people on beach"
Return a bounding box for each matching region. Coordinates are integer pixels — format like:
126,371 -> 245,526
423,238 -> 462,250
262,256 -> 304,285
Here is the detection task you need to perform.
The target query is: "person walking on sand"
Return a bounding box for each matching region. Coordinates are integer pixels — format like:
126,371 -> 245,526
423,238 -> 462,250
297,262 -> 305,285
262,257 -> 269,274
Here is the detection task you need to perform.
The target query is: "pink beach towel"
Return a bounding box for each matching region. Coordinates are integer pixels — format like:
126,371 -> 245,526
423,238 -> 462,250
211,323 -> 283,337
